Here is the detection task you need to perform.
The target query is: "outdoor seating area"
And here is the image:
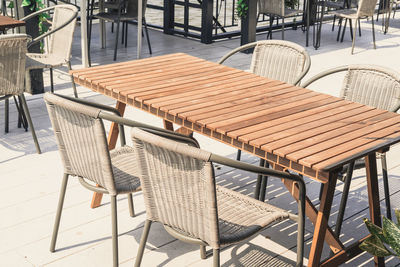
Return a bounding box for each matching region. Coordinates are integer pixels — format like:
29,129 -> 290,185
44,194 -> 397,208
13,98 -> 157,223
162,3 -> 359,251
2,0 -> 400,266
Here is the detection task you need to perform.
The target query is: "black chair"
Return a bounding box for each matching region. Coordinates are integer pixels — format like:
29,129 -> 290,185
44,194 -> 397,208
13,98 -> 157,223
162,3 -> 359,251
88,0 -> 152,61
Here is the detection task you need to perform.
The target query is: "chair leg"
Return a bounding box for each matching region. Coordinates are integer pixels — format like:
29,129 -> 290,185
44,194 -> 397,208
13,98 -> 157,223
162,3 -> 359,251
50,68 -> 54,93
281,17 -> 285,40
200,245 -> 207,259
143,18 -> 152,54
4,97 -> 9,133
114,20 -> 121,61
50,173 -> 69,252
20,94 -> 41,154
351,19 -> 357,54
213,249 -> 220,267
134,220 -> 152,267
236,149 -> 241,161
341,18 -> 347,42
110,195 -> 119,267
381,153 -> 392,220
334,161 -> 355,238
337,18 -> 343,41
371,15 -> 376,49
125,22 -> 128,48
259,161 -> 269,201
16,96 -> 28,131
127,193 -> 135,217
67,61 -> 78,98
254,158 -> 265,199
268,16 -> 273,39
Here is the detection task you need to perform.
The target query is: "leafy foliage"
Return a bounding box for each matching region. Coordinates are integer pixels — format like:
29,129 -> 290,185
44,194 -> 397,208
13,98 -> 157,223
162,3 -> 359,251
360,210 -> 400,258
20,0 -> 49,51
235,0 -> 248,20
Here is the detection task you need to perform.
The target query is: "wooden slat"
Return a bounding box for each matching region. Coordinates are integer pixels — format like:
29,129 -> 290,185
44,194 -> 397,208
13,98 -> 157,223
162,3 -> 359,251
264,107 -> 388,155
293,115 -> 400,167
242,103 -> 372,145
228,100 -> 352,139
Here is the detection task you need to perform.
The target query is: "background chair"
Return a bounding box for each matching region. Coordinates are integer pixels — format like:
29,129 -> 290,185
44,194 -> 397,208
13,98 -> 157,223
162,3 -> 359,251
88,0 -> 152,61
131,127 -> 306,267
44,92 -> 142,267
257,0 -> 303,40
218,40 -> 311,200
301,64 -> 400,237
330,0 -> 379,54
0,34 -> 41,154
21,4 -> 79,97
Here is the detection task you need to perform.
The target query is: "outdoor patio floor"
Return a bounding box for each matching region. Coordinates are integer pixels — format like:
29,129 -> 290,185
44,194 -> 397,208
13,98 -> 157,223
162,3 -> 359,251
2,13 -> 400,266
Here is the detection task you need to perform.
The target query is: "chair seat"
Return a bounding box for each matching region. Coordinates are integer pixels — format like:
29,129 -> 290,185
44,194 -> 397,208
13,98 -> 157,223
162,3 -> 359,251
94,12 -> 139,22
165,185 -> 289,246
263,8 -> 303,17
216,185 -> 289,245
331,8 -> 359,18
110,146 -> 141,194
26,54 -> 66,70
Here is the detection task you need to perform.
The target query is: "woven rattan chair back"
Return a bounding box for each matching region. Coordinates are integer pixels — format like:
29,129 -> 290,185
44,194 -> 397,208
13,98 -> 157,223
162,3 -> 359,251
47,5 -> 78,63
126,0 -> 148,17
357,0 -> 379,17
44,93 -> 118,195
250,40 -> 309,85
0,34 -> 28,95
131,128 -> 220,248
258,0 -> 284,16
341,65 -> 400,111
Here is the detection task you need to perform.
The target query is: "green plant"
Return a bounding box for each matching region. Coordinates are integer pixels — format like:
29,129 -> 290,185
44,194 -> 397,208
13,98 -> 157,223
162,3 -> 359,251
236,0 -> 248,20
21,0 -> 50,51
360,210 -> 400,258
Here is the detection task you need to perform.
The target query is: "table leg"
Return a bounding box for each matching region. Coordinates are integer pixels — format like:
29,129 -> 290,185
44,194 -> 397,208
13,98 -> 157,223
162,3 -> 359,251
90,101 -> 126,208
308,172 -> 338,267
365,153 -> 385,267
282,178 -> 344,254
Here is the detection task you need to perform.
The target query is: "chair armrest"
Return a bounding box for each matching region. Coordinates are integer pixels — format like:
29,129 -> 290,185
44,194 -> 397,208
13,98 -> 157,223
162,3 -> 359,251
217,42 -> 258,65
301,65 -> 349,88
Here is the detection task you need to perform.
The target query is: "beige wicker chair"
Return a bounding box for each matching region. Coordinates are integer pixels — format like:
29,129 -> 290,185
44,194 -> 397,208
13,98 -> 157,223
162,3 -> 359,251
330,0 -> 379,54
0,34 -> 41,154
302,64 -> 400,237
218,40 -> 311,86
131,127 -> 306,267
257,0 -> 303,40
22,5 -> 78,97
44,92 -> 141,267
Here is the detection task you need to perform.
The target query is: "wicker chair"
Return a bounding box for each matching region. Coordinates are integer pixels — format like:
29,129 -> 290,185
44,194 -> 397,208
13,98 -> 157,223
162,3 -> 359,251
257,0 -> 302,40
44,92 -> 200,267
22,5 -> 78,97
0,34 -> 41,154
88,0 -> 152,61
131,127 -> 306,267
330,0 -> 379,54
302,64 -> 400,236
218,40 -> 311,198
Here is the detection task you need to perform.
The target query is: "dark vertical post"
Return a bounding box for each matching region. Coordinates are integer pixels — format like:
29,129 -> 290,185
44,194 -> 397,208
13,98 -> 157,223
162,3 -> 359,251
15,0 -> 44,94
163,0 -> 174,34
240,0 -> 256,50
201,0 -> 213,44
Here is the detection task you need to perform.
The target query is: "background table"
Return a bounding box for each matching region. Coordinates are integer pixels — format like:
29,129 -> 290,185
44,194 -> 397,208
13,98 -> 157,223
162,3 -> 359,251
71,53 -> 400,266
0,15 -> 25,32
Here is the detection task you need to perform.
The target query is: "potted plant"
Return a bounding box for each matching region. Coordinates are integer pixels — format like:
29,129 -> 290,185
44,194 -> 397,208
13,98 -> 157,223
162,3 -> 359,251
360,210 -> 400,258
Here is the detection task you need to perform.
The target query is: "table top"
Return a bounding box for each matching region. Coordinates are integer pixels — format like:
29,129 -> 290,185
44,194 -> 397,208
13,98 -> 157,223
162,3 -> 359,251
0,15 -> 25,30
71,53 -> 400,182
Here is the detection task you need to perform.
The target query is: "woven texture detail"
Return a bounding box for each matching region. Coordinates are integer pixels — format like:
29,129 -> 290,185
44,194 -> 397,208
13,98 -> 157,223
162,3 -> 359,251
0,34 -> 28,95
250,41 -> 307,84
111,146 -> 141,194
341,66 -> 400,111
45,93 -> 117,195
25,5 -> 77,93
258,0 -> 302,17
131,128 -> 290,249
95,0 -> 148,21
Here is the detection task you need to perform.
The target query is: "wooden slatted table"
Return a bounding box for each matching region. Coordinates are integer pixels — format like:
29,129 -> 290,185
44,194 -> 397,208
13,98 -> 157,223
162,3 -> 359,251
0,15 -> 25,32
71,53 -> 400,267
